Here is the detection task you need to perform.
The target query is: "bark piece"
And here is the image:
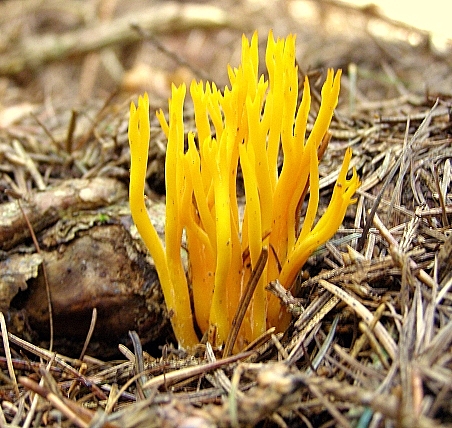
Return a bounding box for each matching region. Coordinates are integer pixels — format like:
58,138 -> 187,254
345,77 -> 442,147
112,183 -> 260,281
0,253 -> 42,311
0,177 -> 127,250
12,224 -> 166,356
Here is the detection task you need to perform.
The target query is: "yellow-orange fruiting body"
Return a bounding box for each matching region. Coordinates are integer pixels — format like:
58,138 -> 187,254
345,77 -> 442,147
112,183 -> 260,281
128,31 -> 360,351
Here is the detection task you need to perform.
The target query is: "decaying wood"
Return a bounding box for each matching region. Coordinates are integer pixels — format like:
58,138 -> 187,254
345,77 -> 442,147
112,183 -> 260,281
0,253 -> 42,312
0,177 -> 126,250
12,223 -> 166,357
0,177 -> 168,356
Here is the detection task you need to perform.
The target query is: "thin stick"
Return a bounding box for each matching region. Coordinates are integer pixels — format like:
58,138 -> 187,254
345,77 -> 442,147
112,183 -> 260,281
1,331 -> 108,401
19,377 -> 90,428
142,351 -> 252,390
22,357 -> 56,428
65,109 -> 78,154
0,3 -> 236,76
308,383 -> 352,428
17,199 -> 54,351
223,248 -> 268,357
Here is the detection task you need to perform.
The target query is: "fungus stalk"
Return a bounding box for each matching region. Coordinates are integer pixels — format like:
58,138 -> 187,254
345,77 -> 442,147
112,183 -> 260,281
128,31 -> 360,351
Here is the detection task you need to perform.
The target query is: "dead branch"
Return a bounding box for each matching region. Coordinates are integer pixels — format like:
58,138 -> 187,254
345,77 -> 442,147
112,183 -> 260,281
0,2 -> 244,76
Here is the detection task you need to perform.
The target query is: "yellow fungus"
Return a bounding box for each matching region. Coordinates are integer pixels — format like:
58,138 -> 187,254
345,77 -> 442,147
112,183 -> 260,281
129,93 -> 198,349
128,31 -> 360,351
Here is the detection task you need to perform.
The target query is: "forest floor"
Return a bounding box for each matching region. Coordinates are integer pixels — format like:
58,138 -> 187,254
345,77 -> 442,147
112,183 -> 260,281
0,0 -> 451,426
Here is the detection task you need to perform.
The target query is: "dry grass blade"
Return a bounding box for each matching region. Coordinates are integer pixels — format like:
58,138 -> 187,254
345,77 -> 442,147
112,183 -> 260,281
0,312 -> 19,397
318,279 -> 397,360
305,315 -> 340,374
142,351 -> 252,390
1,330 -> 108,401
287,294 -> 340,364
373,212 -> 436,289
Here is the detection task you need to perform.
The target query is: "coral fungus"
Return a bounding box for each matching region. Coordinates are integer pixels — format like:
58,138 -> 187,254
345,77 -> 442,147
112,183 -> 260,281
128,31 -> 360,351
